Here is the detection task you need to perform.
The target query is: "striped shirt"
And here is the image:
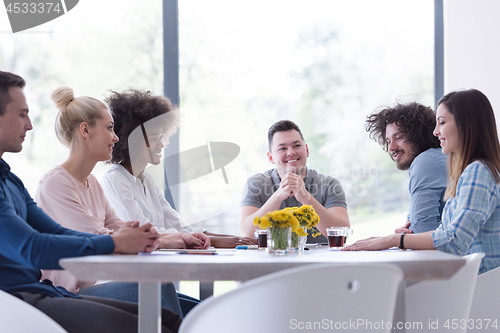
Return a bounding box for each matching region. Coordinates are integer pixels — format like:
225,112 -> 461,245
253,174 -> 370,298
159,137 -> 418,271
432,160 -> 500,274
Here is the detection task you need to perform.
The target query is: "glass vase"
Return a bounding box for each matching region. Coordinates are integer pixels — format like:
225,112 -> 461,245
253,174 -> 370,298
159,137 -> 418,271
291,227 -> 308,251
267,226 -> 292,255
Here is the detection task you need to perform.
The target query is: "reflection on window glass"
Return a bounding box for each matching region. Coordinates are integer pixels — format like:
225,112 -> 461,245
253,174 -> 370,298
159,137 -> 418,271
0,0 -> 163,194
178,0 -> 434,238
0,0 -> 434,240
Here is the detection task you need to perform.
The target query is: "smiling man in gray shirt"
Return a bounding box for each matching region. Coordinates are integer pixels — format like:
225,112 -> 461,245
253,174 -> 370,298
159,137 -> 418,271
366,102 -> 448,234
239,120 -> 349,243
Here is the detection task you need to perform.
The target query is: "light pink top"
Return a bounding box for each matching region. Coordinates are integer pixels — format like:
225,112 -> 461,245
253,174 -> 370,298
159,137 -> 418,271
35,165 -> 124,293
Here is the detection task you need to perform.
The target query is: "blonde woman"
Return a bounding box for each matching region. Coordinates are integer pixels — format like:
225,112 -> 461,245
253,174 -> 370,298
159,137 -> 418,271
35,87 -> 207,316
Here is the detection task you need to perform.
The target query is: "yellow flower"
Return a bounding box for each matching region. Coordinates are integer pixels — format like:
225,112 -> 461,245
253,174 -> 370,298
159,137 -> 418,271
260,216 -> 271,229
295,228 -> 308,237
286,205 -> 319,230
253,205 -> 319,235
278,211 -> 291,222
311,229 -> 322,238
253,216 -> 260,226
269,210 -> 281,222
289,215 -> 300,232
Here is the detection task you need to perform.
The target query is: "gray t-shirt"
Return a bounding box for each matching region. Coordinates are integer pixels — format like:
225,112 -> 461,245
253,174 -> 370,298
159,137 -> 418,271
241,168 -> 347,243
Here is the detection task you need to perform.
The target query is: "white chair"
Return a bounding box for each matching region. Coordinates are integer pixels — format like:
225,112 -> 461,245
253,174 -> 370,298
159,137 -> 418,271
180,263 -> 403,333
405,253 -> 484,333
0,289 -> 67,333
468,265 -> 500,333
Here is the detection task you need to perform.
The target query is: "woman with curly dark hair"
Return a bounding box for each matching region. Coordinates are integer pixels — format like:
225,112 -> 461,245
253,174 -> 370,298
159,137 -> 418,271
101,89 -> 256,247
106,90 -> 178,173
101,89 -> 257,315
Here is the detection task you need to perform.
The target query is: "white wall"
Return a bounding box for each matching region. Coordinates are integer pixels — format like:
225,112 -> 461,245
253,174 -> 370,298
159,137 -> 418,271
444,0 -> 500,113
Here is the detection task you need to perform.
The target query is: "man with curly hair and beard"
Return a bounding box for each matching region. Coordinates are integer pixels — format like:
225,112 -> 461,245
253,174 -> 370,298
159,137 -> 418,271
366,102 -> 447,234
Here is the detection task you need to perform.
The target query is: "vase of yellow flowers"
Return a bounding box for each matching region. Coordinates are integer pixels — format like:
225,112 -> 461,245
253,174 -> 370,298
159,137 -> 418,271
253,205 -> 321,254
253,209 -> 297,254
285,206 -> 321,251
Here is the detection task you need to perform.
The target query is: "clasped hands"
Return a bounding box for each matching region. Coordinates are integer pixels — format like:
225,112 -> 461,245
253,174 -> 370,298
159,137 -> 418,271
275,172 -> 310,203
160,232 -> 211,249
112,222 -> 211,254
112,221 -> 162,254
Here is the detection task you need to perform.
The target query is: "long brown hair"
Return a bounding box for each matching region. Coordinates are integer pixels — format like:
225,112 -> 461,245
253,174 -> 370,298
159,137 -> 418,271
438,89 -> 500,199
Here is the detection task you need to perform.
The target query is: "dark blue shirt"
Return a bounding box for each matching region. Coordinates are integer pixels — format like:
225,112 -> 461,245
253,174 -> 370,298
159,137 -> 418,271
0,159 -> 114,297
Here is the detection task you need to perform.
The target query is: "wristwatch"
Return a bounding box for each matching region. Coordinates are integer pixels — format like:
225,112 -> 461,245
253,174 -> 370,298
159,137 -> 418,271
399,231 -> 406,250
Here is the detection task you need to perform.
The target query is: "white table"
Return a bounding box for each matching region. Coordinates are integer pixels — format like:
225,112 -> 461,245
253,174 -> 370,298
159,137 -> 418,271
61,249 -> 465,333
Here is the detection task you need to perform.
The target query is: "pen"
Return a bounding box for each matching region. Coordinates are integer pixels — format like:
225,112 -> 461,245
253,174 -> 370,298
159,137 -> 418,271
177,251 -> 218,255
236,245 -> 259,250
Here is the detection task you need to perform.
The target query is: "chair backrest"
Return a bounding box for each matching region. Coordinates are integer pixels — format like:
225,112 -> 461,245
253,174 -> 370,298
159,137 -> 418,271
468,265 -> 500,333
405,252 -> 484,333
0,290 -> 68,333
180,263 -> 403,333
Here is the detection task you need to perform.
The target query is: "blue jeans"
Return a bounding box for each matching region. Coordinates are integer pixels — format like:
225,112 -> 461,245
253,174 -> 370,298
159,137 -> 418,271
16,292 -> 181,333
79,282 -> 201,318
177,292 -> 201,316
79,282 -> 184,318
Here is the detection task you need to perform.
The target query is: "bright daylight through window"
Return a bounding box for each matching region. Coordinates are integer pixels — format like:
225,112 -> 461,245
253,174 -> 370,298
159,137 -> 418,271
0,0 -> 434,241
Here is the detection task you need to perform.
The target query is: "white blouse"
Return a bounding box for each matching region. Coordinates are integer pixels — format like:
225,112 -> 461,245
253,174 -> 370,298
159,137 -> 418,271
100,164 -> 204,234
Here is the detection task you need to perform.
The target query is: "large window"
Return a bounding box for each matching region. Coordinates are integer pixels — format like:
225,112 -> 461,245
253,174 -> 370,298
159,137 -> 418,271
0,0 -> 163,192
176,0 -> 435,239
1,1 -> 435,242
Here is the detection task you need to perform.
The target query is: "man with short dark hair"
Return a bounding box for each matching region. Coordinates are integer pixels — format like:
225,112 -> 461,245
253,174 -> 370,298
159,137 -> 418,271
366,102 -> 447,234
240,120 -> 349,243
0,71 -> 180,333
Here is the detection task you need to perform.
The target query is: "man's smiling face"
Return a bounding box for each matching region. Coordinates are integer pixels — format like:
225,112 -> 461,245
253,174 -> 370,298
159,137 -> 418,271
385,122 -> 418,170
267,129 -> 309,177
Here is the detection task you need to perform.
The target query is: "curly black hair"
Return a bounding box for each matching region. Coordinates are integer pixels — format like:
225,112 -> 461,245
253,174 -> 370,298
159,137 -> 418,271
365,102 -> 440,155
105,89 -> 176,165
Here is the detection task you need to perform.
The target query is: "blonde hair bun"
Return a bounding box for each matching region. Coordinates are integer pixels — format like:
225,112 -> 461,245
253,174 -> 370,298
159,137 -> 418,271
51,87 -> 75,111
51,86 -> 107,147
